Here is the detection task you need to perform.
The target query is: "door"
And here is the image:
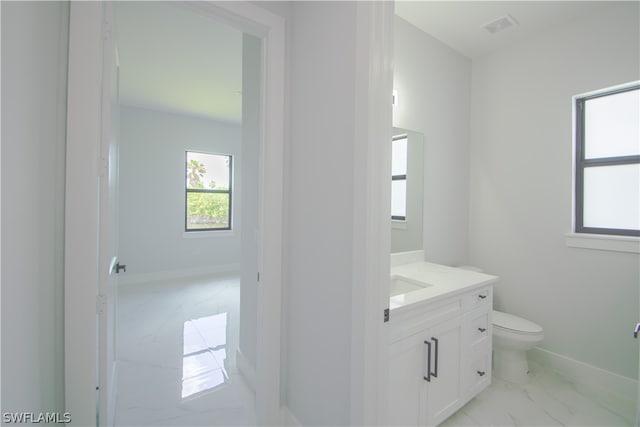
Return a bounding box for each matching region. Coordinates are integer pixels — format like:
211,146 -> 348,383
636,289 -> 639,426
388,332 -> 428,426
426,317 -> 462,426
97,3 -> 120,425
65,2 -> 116,425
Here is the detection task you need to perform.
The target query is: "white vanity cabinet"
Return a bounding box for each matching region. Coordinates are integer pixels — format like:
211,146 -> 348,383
388,285 -> 493,426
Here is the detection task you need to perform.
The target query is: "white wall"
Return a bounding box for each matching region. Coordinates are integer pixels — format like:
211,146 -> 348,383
286,2 -> 358,424
393,16 -> 472,266
1,1 -> 68,413
118,105 -> 242,280
469,3 -> 640,379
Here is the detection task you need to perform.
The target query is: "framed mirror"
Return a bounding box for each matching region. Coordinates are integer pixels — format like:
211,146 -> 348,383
391,127 -> 424,253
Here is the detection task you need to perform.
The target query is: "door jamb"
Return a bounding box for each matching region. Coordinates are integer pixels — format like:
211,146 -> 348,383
64,2 -> 286,425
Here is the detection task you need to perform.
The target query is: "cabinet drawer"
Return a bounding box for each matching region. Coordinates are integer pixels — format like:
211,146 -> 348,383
462,286 -> 491,310
465,311 -> 490,351
462,354 -> 491,398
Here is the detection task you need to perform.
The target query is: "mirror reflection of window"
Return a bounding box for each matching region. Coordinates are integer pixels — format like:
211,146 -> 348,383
390,127 -> 424,254
392,135 -> 408,220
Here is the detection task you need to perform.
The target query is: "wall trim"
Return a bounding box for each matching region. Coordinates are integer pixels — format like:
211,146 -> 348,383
118,263 -> 240,286
565,232 -> 640,254
529,347 -> 638,401
236,348 -> 256,392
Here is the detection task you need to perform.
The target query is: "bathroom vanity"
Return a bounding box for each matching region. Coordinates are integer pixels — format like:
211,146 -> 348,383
388,257 -> 498,426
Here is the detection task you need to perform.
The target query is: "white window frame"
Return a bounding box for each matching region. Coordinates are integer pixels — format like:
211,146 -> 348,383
568,81 -> 640,253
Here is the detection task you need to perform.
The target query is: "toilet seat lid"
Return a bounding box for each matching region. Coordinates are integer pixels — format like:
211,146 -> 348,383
493,310 -> 543,334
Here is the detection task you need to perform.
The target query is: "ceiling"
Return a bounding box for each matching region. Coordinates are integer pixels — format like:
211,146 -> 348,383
395,1 -> 626,59
113,2 -> 627,122
114,2 -> 243,123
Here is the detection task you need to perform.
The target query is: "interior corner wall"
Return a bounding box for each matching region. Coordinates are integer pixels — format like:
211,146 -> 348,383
286,2 -> 358,424
393,16 -> 472,266
1,0 -> 68,414
118,106 -> 242,280
469,3 -> 640,379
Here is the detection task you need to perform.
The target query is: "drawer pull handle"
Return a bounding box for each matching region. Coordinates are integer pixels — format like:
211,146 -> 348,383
478,294 -> 487,299
477,370 -> 486,377
478,327 -> 486,332
423,340 -> 432,382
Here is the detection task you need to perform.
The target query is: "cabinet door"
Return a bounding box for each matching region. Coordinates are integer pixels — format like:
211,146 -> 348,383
388,333 -> 428,426
425,317 -> 462,426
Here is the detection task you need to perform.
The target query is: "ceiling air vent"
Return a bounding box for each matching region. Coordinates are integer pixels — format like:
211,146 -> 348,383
482,15 -> 519,34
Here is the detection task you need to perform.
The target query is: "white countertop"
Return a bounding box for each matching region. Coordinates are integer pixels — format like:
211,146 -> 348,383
390,262 -> 498,311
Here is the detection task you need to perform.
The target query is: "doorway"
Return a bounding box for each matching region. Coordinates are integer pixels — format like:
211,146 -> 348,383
114,3 -> 257,423
64,2 -> 285,425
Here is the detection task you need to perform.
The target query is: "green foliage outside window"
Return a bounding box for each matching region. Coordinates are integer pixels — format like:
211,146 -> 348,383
185,155 -> 231,230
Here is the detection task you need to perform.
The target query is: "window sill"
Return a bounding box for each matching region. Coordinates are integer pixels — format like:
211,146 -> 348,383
565,232 -> 639,254
183,230 -> 235,239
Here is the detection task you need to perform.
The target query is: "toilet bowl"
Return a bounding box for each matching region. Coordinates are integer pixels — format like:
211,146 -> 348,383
456,266 -> 544,383
492,310 -> 544,384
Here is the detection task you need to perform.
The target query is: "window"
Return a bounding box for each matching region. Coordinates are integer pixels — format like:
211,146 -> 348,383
391,135 -> 408,220
575,83 -> 640,237
185,151 -> 232,231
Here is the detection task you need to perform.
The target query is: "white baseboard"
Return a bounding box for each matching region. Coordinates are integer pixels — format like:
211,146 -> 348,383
281,406 -> 302,427
118,263 -> 240,286
236,350 -> 301,426
528,347 -> 638,401
236,348 -> 256,392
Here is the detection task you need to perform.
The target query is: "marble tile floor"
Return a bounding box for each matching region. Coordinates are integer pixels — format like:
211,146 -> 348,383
115,272 -> 256,426
114,273 -> 636,427
442,362 -> 636,427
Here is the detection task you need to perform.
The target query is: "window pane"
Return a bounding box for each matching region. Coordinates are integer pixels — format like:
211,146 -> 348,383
186,152 -> 231,190
391,180 -> 407,218
584,89 -> 640,159
583,164 -> 639,230
186,192 -> 230,230
392,137 -> 408,176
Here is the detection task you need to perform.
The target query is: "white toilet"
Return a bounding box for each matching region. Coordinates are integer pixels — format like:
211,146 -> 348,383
458,266 -> 544,384
492,310 -> 544,384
